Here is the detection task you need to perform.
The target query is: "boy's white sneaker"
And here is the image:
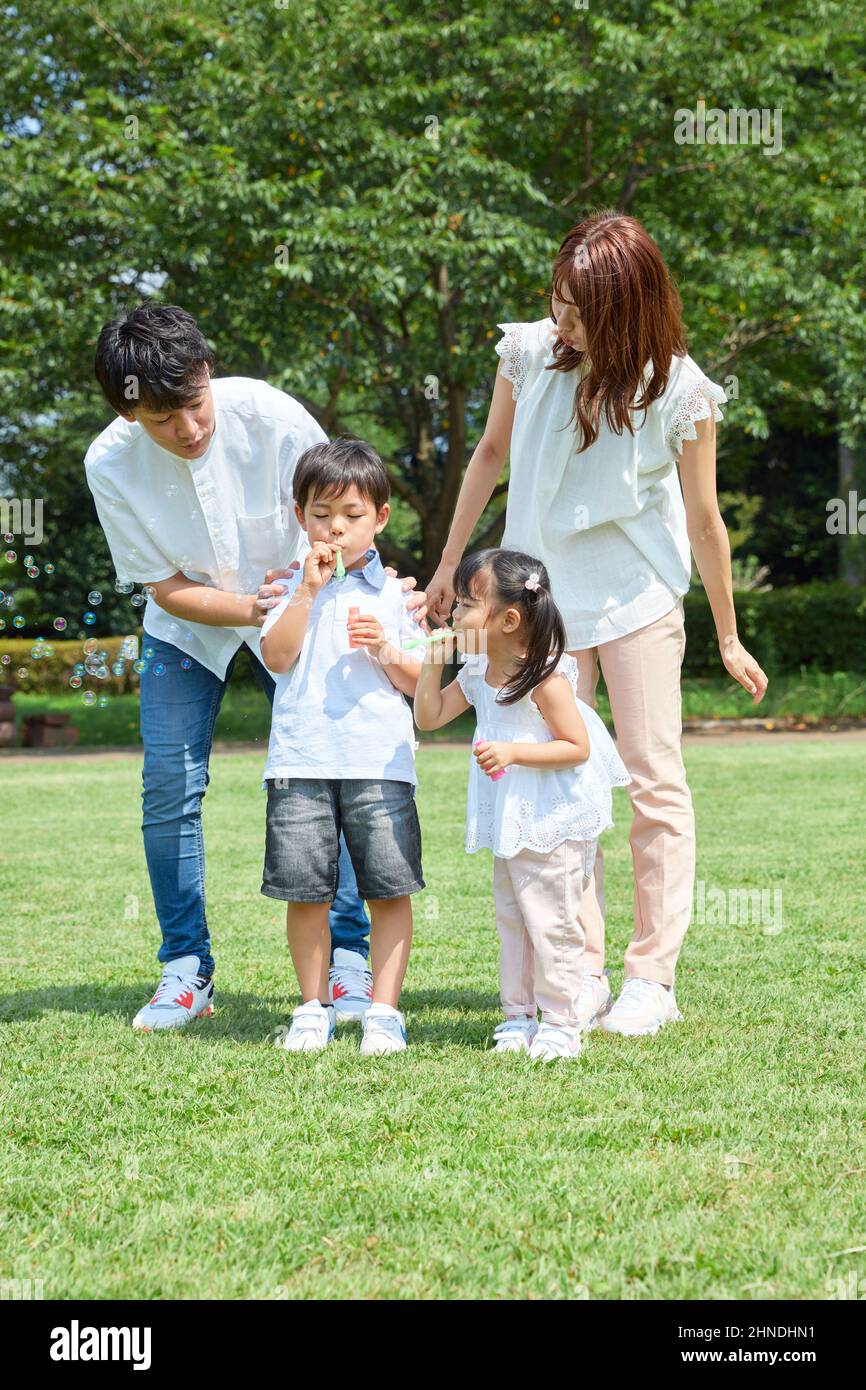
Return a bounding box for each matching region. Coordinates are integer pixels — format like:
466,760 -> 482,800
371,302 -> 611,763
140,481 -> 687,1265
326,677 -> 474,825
132,955 -> 214,1032
577,969 -> 612,1031
529,1022 -> 582,1062
359,1003 -> 407,1056
491,1016 -> 538,1054
328,947 -> 373,1023
599,978 -> 683,1036
277,999 -> 335,1053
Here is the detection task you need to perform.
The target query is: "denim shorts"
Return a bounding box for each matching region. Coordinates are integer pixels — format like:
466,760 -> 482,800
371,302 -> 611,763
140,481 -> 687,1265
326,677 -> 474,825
262,777 -> 425,903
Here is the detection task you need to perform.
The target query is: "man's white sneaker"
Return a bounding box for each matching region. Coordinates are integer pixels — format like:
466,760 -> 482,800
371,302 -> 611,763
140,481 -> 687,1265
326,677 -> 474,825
277,999 -> 335,1053
328,946 -> 373,1023
491,1016 -> 538,1054
132,955 -> 214,1032
529,1022 -> 582,1062
359,1003 -> 407,1056
577,970 -> 612,1031
599,978 -> 683,1037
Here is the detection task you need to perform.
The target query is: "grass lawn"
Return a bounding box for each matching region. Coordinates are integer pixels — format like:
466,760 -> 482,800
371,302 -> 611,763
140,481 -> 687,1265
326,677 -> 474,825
1,736 -> 864,1300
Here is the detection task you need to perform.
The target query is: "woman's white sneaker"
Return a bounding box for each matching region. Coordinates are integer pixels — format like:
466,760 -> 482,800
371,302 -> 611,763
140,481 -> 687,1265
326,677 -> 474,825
599,978 -> 683,1036
528,1022 -> 582,1062
132,956 -> 214,1032
328,947 -> 373,1023
277,999 -> 335,1053
359,1003 -> 407,1055
491,1016 -> 538,1054
577,970 -> 612,1031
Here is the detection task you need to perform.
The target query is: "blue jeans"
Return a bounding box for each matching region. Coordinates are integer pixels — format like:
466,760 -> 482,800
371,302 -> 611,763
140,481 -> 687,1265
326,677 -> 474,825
139,633 -> 370,977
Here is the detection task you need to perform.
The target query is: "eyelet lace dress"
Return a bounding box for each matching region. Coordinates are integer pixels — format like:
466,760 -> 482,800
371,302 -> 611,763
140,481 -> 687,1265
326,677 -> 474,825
456,651 -> 631,871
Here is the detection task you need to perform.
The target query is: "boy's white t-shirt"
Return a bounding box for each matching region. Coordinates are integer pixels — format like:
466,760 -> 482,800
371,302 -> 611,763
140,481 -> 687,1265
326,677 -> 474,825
260,547 -> 421,787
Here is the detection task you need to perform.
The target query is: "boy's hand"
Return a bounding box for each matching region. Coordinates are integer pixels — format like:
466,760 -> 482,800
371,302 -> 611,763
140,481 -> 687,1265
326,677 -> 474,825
303,541 -> 342,596
347,612 -> 387,654
473,740 -> 514,777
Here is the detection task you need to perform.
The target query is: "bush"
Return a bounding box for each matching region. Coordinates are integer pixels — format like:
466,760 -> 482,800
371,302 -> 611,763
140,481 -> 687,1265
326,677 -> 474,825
0,635 -> 142,695
682,582 -> 866,677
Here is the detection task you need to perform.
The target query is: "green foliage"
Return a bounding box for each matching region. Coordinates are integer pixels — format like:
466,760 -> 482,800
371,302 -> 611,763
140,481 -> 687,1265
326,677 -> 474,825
682,581 -> 866,677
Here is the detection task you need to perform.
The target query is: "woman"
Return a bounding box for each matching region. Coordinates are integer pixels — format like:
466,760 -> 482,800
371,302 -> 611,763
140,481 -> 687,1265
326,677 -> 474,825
426,211 -> 768,1037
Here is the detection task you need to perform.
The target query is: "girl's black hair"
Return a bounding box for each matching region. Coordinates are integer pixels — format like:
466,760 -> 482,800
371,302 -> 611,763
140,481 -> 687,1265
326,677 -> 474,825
94,303 -> 215,415
452,547 -> 566,707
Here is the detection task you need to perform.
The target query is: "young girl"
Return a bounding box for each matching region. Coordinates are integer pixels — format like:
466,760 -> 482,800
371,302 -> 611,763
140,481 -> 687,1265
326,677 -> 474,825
426,211 -> 768,1037
414,547 -> 630,1062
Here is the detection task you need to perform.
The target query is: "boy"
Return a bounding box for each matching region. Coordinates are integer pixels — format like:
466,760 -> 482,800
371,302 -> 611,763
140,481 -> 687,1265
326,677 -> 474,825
259,438 -> 426,1055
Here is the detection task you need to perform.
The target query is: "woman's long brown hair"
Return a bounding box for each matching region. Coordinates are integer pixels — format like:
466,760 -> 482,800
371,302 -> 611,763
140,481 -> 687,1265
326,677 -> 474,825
547,210 -> 687,453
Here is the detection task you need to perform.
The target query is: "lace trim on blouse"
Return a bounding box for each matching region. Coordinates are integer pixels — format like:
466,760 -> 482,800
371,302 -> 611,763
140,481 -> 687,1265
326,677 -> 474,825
494,322 -> 529,402
667,379 -> 727,456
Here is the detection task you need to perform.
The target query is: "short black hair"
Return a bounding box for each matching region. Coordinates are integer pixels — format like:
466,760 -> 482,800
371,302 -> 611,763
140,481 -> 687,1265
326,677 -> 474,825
94,303 -> 215,415
292,437 -> 390,514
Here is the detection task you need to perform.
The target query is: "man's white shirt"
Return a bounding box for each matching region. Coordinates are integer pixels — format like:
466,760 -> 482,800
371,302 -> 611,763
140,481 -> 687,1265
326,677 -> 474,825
84,376 -> 326,678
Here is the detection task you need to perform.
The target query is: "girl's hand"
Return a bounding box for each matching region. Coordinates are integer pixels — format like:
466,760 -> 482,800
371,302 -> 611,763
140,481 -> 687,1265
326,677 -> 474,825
474,740 -> 514,777
348,612 -> 387,654
426,562 -> 457,628
720,635 -> 769,703
303,541 -> 342,595
422,626 -> 461,663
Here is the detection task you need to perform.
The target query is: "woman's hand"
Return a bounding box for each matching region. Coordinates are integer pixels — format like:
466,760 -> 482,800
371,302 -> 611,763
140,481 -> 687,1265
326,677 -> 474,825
720,635 -> 769,703
382,567 -> 430,632
426,561 -> 457,628
474,740 -> 515,777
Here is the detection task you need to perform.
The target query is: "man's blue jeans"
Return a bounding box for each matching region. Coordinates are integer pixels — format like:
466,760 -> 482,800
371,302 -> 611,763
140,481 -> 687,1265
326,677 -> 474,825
139,633 -> 370,977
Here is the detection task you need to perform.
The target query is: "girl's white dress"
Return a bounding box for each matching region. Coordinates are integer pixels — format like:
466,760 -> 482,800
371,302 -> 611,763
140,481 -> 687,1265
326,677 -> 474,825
456,650 -> 631,872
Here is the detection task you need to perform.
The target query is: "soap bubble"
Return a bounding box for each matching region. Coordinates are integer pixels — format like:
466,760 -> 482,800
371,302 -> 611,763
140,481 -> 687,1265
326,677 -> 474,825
53,616 -> 67,631
87,590 -> 103,606
0,589 -> 4,603
97,695 -> 109,708
112,661 -> 125,676
82,690 -> 96,706
115,579 -> 134,595
4,550 -> 15,563
83,639 -> 97,655
44,562 -> 55,575
17,666 -> 28,678
0,620 -> 5,631
69,674 -> 82,688
43,644 -> 54,657
180,657 -> 192,670
130,593 -> 145,608
1,653 -> 9,665
153,661 -> 166,676
143,585 -> 156,598
3,533 -> 13,543
96,665 -> 109,680
133,659 -> 145,674
82,611 -> 97,625
13,615 -> 25,629
27,565 -> 39,578
30,645 -> 44,660
23,554 -> 34,567
144,646 -> 155,659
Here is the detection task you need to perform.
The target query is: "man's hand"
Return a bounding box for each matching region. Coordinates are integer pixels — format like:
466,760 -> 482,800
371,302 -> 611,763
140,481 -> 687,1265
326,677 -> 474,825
382,567 -> 430,633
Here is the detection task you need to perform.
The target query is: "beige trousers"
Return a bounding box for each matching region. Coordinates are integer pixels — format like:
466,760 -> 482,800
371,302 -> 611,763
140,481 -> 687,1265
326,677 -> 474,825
568,598 -> 694,987
492,840 -> 590,1027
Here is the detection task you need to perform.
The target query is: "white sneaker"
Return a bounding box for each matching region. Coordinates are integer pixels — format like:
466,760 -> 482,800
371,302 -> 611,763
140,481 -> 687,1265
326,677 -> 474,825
277,999 -> 335,1053
491,1016 -> 538,1054
529,1021 -> 582,1062
359,1003 -> 407,1056
132,955 -> 214,1032
577,969 -> 612,1031
328,946 -> 373,1023
599,978 -> 683,1036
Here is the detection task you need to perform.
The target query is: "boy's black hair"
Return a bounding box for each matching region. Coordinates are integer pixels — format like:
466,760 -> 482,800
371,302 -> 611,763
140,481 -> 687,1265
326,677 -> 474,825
292,437 -> 390,514
452,547 -> 566,707
94,303 -> 215,416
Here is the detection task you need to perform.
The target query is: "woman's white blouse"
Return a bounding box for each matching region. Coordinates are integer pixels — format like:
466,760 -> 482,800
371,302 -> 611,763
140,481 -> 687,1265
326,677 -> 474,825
495,318 -> 727,649
456,650 -> 631,864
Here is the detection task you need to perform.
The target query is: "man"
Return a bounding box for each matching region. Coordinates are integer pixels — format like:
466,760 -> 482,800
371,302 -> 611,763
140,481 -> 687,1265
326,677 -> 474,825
85,303 -> 428,1031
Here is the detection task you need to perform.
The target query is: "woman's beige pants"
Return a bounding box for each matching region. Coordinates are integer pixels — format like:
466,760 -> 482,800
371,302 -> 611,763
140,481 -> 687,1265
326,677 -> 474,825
568,598 -> 694,986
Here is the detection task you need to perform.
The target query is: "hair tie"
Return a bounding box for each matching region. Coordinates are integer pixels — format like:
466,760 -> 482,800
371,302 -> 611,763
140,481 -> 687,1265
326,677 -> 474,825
524,572 -> 541,592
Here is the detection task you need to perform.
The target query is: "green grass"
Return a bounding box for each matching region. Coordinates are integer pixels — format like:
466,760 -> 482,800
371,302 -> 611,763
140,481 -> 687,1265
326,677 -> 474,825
10,668 -> 866,749
1,738 -> 865,1299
